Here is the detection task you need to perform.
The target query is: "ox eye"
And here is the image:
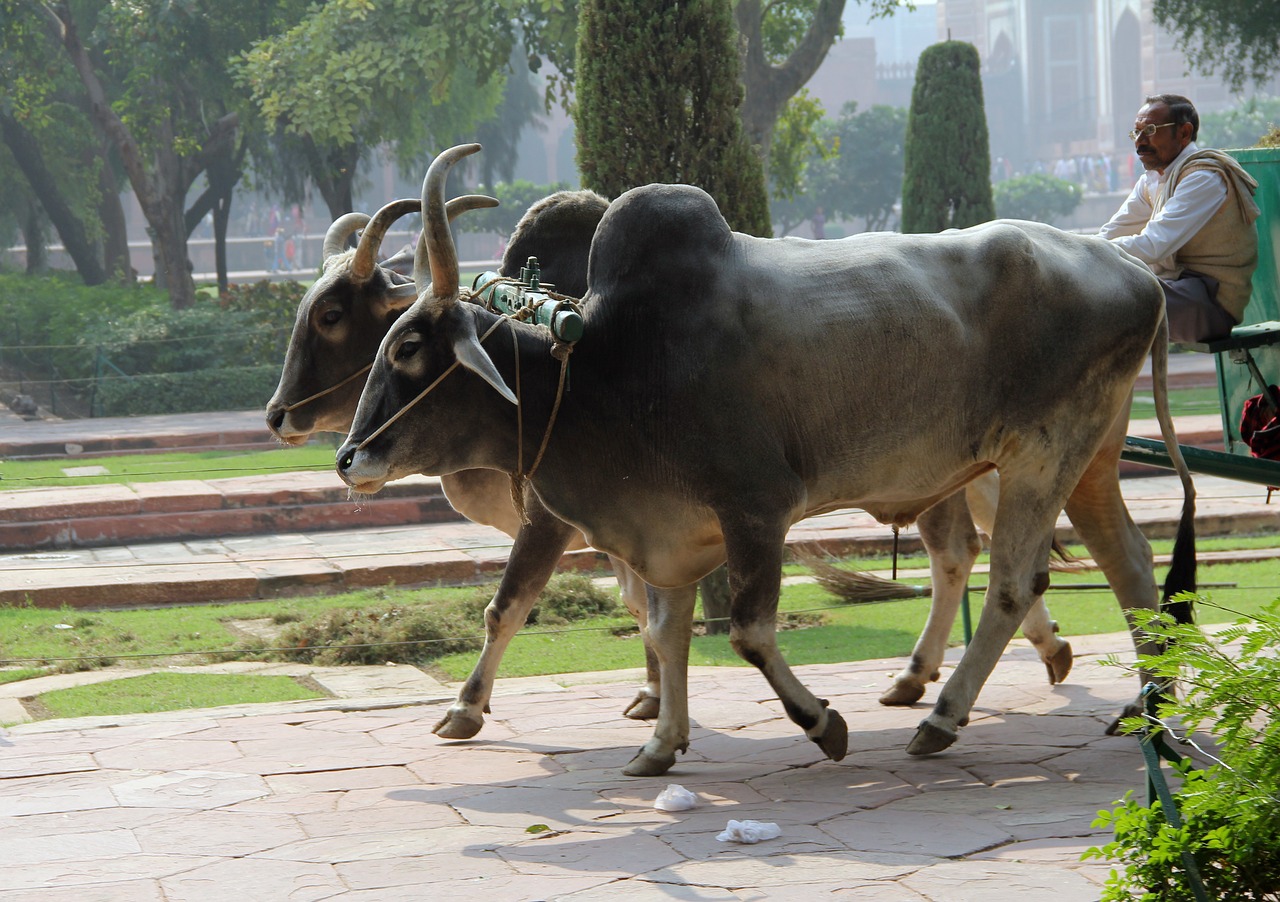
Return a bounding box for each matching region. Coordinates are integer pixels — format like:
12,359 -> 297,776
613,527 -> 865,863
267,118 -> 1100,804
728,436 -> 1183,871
320,308 -> 343,326
395,339 -> 420,361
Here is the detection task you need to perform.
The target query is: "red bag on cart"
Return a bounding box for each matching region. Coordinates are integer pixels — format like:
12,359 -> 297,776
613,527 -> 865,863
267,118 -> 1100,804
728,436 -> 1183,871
1240,386 -> 1280,499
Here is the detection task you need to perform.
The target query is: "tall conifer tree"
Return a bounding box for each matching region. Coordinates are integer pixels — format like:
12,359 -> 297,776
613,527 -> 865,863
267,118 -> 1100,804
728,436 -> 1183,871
901,41 -> 995,234
575,0 -> 772,237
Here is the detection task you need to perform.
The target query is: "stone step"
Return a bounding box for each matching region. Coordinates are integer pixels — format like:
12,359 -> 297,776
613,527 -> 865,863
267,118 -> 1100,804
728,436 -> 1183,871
0,473 -> 463,552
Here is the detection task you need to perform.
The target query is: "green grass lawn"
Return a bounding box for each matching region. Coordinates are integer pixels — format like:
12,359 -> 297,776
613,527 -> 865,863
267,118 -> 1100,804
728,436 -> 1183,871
31,672 -> 324,720
0,443 -> 341,488
3,536 -> 1276,684
1131,384 -> 1221,418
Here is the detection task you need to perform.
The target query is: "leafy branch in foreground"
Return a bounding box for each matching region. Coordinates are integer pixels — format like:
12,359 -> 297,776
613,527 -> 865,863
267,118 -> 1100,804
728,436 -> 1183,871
1085,597 -> 1280,901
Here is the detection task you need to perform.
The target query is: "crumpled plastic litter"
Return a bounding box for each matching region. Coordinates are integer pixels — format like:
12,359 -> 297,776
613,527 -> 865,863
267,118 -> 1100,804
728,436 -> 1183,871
654,784 -> 698,811
716,819 -> 782,844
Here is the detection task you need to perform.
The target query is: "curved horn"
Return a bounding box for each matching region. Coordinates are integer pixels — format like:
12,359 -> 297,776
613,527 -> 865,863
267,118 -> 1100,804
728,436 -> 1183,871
351,198 -> 421,283
322,212 -> 370,263
413,193 -> 500,292
414,144 -> 483,302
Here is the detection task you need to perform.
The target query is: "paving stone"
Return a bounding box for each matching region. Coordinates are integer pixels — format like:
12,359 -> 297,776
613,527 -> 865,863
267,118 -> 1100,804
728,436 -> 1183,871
819,808 -> 1013,857
93,737 -> 243,771
899,859 -> 1105,901
0,855 -> 221,893
0,878 -> 166,901
495,828 -> 684,877
159,857 -> 345,902
109,769 -> 271,810
132,809 -> 306,857
255,823 -> 515,862
4,827 -> 140,866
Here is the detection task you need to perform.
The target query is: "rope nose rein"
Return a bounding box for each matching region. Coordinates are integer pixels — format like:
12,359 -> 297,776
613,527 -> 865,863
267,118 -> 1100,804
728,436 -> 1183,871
342,275 -> 583,525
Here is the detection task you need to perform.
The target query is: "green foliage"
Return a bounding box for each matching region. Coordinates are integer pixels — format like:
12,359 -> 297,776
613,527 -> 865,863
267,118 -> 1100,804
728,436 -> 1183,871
768,89 -> 833,202
35,672 -> 322,720
1154,0 -> 1280,94
901,41 -> 995,234
993,173 -> 1083,226
1199,96 -> 1280,150
1259,126 -> 1280,149
0,272 -> 301,415
575,0 -> 772,236
453,180 -> 573,237
274,573 -> 618,666
1085,599 -> 1280,901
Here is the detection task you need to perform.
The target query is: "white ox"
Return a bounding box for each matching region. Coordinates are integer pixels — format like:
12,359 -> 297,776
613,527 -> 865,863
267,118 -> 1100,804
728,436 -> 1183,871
344,147 -> 1196,777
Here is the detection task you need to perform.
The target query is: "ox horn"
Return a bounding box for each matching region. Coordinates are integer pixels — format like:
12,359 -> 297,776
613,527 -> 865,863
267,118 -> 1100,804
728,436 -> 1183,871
414,144 -> 483,302
351,198 -> 422,283
322,212 -> 370,263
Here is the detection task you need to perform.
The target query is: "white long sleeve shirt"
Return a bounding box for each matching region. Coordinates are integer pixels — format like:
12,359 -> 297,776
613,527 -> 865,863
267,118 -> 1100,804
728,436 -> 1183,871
1097,142 -> 1228,278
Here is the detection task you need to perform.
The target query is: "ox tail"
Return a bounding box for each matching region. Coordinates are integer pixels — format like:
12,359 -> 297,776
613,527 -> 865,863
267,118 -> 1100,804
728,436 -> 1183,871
1151,313 -> 1197,623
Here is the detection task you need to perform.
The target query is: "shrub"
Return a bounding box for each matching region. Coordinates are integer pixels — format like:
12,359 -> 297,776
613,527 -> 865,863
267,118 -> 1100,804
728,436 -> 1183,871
901,41 -> 995,233
993,174 -> 1084,225
1085,598 -> 1280,900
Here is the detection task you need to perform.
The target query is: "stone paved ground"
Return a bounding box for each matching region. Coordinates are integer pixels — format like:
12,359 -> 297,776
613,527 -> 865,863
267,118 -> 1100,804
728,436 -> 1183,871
0,631 -> 1182,901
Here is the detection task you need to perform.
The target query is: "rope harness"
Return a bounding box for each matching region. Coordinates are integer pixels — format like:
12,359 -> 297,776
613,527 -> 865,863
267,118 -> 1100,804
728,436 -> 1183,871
280,362 -> 373,413
348,276 -> 583,525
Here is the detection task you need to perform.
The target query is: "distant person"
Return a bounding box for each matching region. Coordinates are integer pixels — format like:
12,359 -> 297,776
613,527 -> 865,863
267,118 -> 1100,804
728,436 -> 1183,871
1099,93 -> 1260,343
811,207 -> 826,240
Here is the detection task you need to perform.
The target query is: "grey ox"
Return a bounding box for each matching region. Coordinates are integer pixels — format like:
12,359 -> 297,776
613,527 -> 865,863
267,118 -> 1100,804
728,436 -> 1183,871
337,145 -> 1196,777
267,187 -> 1088,740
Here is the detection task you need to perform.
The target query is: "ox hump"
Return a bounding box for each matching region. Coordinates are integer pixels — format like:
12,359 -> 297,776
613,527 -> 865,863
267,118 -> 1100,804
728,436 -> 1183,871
588,184 -> 733,298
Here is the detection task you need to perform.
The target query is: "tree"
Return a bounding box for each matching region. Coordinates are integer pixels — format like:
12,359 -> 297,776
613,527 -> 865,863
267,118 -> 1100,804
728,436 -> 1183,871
901,41 -> 994,234
575,0 -> 772,236
1154,0 -> 1280,94
736,0 -> 901,159
236,0 -> 517,224
1199,95 -> 1280,149
27,0 -> 297,308
992,173 -> 1082,226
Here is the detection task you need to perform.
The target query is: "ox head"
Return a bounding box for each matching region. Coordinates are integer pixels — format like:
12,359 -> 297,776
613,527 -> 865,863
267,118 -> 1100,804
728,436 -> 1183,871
336,144 -> 519,493
265,191 -> 497,444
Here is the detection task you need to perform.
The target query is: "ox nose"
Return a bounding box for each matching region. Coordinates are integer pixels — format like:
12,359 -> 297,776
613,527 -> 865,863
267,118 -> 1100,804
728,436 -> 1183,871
336,443 -> 357,482
266,406 -> 286,436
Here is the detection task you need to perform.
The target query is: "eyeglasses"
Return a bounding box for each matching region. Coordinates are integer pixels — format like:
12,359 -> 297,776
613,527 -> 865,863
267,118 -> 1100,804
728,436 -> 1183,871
1128,122 -> 1178,141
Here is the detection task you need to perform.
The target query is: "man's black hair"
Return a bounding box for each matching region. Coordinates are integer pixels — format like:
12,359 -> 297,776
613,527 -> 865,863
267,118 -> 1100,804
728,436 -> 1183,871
1145,93 -> 1199,140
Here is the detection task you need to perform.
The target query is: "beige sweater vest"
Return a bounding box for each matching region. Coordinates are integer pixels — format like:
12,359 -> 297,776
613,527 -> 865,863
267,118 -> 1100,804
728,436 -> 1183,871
1154,149 -> 1261,322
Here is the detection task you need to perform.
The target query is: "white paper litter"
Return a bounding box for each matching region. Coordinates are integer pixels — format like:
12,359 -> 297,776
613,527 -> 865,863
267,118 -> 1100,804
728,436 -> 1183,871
716,819 -> 781,844
654,784 -> 698,811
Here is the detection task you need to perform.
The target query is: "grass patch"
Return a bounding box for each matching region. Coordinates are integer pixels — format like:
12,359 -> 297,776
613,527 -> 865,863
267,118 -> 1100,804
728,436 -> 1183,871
0,667 -> 49,685
1132,384 -> 1221,418
32,672 -> 324,720
1,539 -> 1276,690
0,443 -> 340,488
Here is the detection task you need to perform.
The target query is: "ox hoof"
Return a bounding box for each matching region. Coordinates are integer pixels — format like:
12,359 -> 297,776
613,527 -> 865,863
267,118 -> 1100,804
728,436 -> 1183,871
623,746 -> 677,777
432,709 -> 485,740
811,709 -> 849,762
906,719 -> 957,756
1045,642 -> 1074,685
622,693 -> 661,721
879,681 -> 926,707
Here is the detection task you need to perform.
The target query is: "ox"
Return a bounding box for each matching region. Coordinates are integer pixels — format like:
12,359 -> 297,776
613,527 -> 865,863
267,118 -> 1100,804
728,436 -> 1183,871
337,144 -> 1195,777
266,189 -> 665,734
268,188 -> 1086,739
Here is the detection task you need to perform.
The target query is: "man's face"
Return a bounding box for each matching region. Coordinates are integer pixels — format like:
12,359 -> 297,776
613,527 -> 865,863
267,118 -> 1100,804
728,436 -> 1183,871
1132,102 -> 1193,173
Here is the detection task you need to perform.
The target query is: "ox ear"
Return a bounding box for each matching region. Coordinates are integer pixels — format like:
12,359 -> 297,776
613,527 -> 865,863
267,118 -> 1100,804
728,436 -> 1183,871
452,328 -> 517,406
373,281 -> 422,317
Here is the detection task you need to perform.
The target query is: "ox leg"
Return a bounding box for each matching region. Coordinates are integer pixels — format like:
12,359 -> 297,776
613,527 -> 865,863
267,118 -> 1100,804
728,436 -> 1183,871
434,500 -> 577,740
965,474 -> 1074,686
625,583 -> 696,777
908,485 -> 1060,756
1063,461 -> 1162,731
610,557 -> 662,720
724,531 -> 848,764
882,493 -> 982,706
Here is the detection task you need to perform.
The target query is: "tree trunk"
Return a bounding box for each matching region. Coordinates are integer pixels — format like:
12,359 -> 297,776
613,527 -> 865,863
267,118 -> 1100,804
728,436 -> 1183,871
42,3 -> 195,308
305,138 -> 359,222
1,111 -> 106,284
698,565 -> 733,636
21,200 -> 48,274
96,153 -> 133,282
736,0 -> 846,159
